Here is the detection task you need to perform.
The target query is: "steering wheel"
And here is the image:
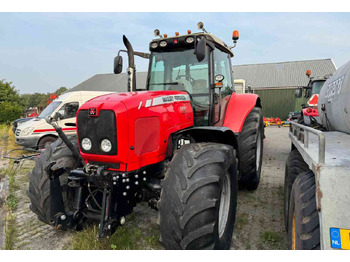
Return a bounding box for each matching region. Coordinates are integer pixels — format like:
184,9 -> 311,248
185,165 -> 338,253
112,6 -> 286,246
176,75 -> 195,86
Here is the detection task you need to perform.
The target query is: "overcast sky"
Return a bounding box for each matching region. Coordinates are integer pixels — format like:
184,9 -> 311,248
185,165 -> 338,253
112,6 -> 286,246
1,12 -> 350,94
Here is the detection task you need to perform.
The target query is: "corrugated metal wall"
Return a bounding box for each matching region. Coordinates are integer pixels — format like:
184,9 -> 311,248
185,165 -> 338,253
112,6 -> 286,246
254,88 -> 308,120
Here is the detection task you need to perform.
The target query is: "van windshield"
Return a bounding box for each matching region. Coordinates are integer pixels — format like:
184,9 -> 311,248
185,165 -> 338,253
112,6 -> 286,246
38,101 -> 62,119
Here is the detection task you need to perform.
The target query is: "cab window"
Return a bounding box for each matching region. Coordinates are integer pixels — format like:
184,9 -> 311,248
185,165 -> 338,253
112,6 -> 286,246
214,49 -> 233,98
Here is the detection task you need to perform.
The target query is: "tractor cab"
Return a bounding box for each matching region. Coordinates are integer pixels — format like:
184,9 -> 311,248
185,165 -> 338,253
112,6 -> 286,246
146,24 -> 238,126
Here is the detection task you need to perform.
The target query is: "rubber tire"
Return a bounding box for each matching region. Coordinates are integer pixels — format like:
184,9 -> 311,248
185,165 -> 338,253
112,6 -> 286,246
237,107 -> 264,190
28,135 -> 80,224
159,143 -> 237,250
38,136 -> 57,150
284,149 -> 309,231
287,170 -> 320,250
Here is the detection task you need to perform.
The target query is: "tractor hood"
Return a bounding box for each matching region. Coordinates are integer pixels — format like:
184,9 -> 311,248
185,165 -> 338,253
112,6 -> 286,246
77,90 -> 194,171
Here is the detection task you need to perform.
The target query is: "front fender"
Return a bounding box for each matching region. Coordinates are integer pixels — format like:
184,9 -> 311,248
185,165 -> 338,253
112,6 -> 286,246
222,93 -> 261,133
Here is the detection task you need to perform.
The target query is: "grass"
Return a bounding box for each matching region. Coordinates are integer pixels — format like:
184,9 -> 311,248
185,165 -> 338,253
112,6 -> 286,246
235,212 -> 249,230
258,230 -> 285,249
0,125 -> 19,250
70,213 -> 162,250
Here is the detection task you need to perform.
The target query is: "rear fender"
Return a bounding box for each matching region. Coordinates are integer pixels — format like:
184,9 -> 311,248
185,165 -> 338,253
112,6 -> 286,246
222,93 -> 261,133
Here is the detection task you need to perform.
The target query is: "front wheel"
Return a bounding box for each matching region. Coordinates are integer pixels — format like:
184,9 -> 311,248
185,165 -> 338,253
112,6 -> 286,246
159,143 -> 238,250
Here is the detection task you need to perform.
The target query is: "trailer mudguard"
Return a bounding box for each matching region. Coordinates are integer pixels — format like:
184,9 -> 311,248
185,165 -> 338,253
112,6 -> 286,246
222,93 -> 261,133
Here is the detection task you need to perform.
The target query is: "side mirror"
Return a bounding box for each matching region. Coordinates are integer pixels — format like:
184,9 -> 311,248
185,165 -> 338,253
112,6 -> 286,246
295,88 -> 303,98
195,37 -> 206,62
114,55 -> 123,74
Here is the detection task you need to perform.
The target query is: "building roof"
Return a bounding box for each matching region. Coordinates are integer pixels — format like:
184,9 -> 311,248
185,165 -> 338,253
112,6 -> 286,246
68,58 -> 337,93
233,58 -> 337,89
68,72 -> 148,93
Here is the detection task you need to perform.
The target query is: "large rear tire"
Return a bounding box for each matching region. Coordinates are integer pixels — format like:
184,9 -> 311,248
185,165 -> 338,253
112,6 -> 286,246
159,143 -> 237,250
27,135 -> 80,224
237,107 -> 264,190
284,149 -> 309,231
287,170 -> 320,250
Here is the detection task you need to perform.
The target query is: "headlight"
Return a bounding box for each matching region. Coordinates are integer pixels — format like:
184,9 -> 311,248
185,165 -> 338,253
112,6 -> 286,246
21,127 -> 34,136
185,37 -> 194,44
159,41 -> 167,47
82,138 -> 92,151
101,139 -> 112,153
150,42 -> 158,49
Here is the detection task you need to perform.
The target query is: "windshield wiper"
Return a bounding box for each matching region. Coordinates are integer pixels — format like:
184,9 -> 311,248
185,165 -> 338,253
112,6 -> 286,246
150,82 -> 179,86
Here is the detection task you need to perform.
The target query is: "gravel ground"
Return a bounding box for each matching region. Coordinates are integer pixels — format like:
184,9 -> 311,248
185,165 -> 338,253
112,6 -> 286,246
1,126 -> 290,250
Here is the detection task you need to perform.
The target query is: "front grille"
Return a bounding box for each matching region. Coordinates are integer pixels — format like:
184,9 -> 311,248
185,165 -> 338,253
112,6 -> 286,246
77,110 -> 117,155
16,129 -> 21,136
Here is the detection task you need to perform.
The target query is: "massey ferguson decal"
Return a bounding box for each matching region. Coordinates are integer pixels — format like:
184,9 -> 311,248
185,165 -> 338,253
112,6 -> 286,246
89,108 -> 97,116
139,94 -> 191,109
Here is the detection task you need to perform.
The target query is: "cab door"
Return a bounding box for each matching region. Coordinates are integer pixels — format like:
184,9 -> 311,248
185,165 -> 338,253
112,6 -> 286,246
212,49 -> 234,125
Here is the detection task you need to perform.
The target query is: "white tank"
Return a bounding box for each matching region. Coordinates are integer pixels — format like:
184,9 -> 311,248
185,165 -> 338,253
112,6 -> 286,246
319,61 -> 350,134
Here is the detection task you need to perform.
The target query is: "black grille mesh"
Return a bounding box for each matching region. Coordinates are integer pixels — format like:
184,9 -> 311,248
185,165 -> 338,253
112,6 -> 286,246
77,110 -> 117,155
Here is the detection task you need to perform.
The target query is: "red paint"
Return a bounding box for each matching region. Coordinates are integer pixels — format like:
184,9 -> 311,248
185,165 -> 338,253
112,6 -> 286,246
221,93 -> 260,132
303,107 -> 319,117
77,91 -> 193,172
33,128 -> 76,133
307,94 -> 319,107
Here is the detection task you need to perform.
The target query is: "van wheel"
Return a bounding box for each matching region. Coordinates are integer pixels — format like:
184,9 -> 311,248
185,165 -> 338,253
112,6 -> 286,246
38,136 -> 57,150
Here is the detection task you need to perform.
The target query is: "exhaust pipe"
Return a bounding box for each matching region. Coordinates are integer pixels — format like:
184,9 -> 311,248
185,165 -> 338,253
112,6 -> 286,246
123,35 -> 136,92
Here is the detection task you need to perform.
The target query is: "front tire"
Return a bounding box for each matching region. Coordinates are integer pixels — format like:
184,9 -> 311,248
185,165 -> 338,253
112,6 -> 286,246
237,107 -> 264,190
159,143 -> 237,250
28,135 -> 80,224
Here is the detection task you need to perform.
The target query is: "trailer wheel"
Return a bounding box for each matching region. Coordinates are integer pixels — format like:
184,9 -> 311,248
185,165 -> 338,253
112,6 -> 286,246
288,170 -> 320,250
237,107 -> 264,190
159,143 -> 237,250
284,149 -> 309,231
28,135 -> 80,224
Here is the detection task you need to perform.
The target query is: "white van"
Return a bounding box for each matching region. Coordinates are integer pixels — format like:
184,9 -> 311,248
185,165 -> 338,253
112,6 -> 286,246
15,91 -> 114,149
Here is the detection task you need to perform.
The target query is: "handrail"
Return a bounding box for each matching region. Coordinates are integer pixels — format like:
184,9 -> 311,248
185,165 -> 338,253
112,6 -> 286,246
290,121 -> 326,164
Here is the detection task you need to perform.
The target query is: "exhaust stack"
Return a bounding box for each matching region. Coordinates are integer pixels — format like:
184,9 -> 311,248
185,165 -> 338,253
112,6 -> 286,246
123,35 -> 136,92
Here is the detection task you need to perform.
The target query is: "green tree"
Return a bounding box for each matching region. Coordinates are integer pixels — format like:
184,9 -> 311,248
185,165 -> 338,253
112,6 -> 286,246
0,101 -> 23,124
55,87 -> 68,96
0,79 -> 22,104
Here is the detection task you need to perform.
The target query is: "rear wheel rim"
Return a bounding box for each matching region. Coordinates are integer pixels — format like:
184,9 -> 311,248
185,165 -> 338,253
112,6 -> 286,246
256,130 -> 262,171
218,173 -> 231,238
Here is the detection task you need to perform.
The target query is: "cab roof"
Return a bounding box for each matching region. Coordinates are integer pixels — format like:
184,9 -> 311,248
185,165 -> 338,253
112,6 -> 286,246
150,32 -> 234,57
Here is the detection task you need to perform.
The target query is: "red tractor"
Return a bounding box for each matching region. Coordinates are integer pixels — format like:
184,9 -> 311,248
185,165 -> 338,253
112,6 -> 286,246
28,22 -> 263,250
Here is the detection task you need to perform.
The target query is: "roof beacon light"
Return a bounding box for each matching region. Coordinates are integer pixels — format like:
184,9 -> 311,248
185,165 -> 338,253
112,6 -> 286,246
163,34 -> 168,38
306,69 -> 311,77
197,22 -> 208,33
232,30 -> 239,42
175,32 -> 179,36
230,30 -> 239,49
154,29 -> 163,38
187,30 -> 191,34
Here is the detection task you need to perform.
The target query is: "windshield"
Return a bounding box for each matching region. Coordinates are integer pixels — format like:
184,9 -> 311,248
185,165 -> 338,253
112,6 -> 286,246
148,49 -> 209,93
38,101 -> 62,118
312,81 -> 325,95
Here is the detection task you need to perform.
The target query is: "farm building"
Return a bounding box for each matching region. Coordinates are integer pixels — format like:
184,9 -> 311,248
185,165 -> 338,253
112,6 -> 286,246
233,58 -> 337,119
68,59 -> 336,120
